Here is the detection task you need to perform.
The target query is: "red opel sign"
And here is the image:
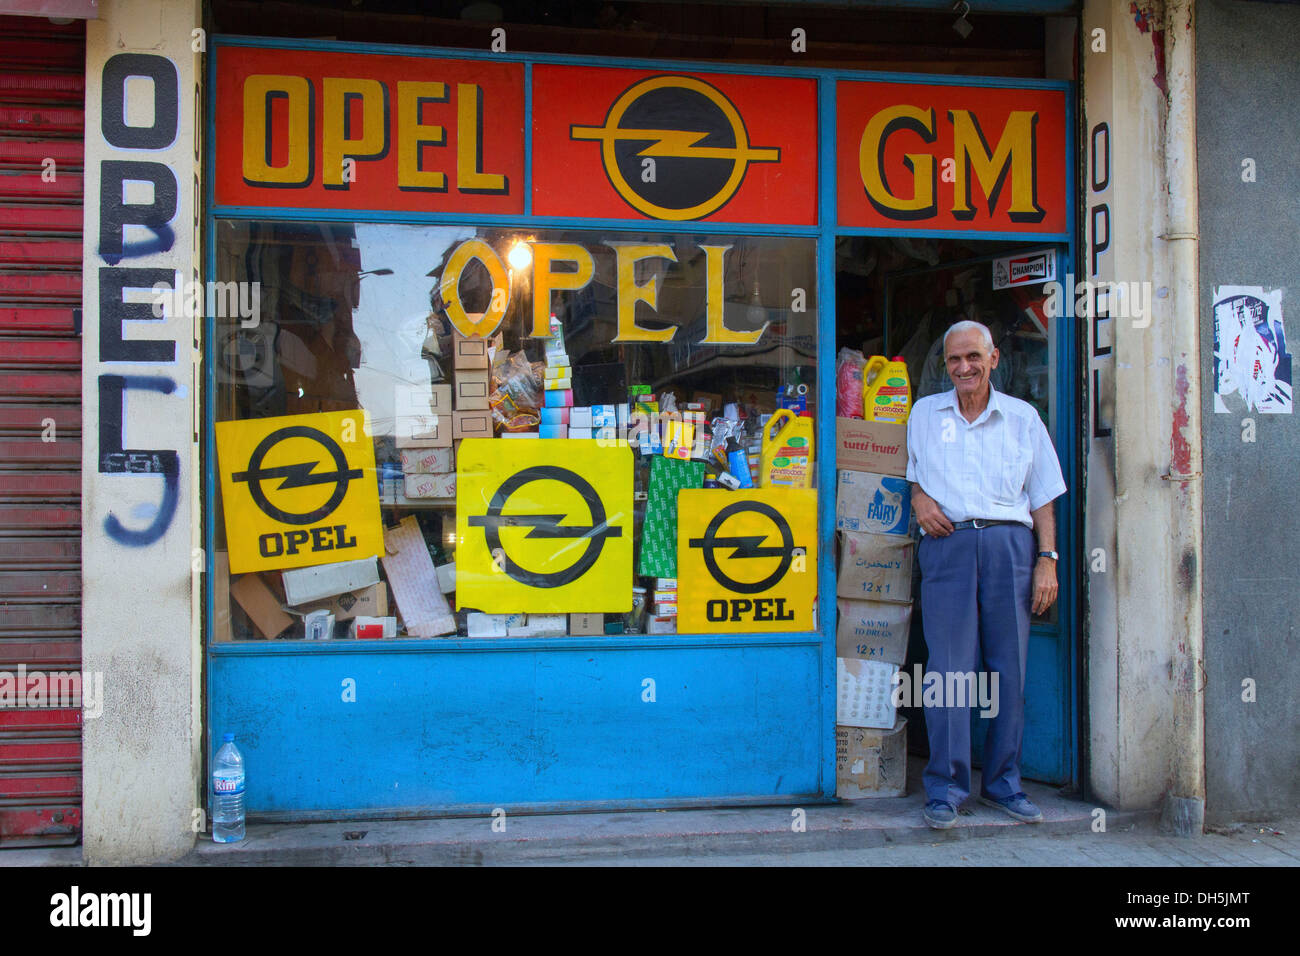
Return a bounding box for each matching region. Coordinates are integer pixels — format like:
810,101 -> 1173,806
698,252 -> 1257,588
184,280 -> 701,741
837,81 -> 1067,235
532,65 -> 818,224
213,47 -> 524,214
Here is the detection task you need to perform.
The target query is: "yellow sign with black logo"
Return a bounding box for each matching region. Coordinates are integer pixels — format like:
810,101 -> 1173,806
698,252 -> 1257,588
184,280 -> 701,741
216,410 -> 383,574
677,488 -> 818,634
456,439 -> 633,613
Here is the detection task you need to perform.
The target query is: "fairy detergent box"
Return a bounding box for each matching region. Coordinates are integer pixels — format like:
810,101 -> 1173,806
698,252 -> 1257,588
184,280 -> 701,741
835,471 -> 913,536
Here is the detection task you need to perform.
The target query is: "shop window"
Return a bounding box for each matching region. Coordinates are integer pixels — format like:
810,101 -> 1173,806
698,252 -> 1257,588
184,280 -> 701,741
210,220 -> 818,642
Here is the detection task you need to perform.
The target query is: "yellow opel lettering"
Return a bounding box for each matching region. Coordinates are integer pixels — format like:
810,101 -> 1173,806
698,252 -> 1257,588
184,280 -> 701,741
441,238 -> 511,338
948,108 -> 1045,223
321,77 -> 389,189
858,104 -> 937,221
242,74 -> 313,187
456,83 -> 508,194
700,244 -> 765,345
530,243 -> 595,337
608,243 -> 677,343
396,80 -> 448,192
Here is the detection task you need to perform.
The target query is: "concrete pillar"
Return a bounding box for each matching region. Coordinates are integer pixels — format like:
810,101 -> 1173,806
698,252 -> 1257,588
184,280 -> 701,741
1081,0 -> 1204,818
81,0 -> 204,864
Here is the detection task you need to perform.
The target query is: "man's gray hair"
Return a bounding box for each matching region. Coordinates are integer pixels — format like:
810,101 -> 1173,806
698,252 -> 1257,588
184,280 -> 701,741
943,319 -> 994,355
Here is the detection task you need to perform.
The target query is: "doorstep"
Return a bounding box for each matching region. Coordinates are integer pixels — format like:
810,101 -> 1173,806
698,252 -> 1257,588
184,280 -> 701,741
183,764 -> 1154,867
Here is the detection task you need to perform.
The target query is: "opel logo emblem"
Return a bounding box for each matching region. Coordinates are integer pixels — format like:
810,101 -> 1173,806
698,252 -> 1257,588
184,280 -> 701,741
570,75 -> 781,221
688,500 -> 796,594
467,465 -> 624,588
231,425 -> 362,525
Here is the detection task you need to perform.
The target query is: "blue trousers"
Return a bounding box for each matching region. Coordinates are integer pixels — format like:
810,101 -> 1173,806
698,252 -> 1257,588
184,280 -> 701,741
917,523 -> 1034,805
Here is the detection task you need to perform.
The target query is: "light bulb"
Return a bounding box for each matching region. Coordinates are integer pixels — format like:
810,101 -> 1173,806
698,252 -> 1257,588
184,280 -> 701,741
507,241 -> 533,270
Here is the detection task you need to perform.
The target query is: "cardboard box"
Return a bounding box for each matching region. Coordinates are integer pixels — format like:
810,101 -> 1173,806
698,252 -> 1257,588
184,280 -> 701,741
396,416 -> 451,448
467,612 -> 527,638
455,368 -> 491,410
435,562 -> 455,594
507,613 -> 566,638
452,410 -> 493,439
836,657 -> 899,729
452,331 -> 491,369
836,599 -> 911,665
645,614 -> 677,635
569,612 -> 604,635
568,406 -> 593,429
404,472 -> 456,499
400,446 -> 454,474
396,384 -> 453,448
297,582 -> 389,622
837,530 -> 914,603
836,470 -> 913,536
281,557 -> 380,605
351,616 -> 397,639
836,418 -> 908,477
836,718 -> 908,799
230,572 -> 294,639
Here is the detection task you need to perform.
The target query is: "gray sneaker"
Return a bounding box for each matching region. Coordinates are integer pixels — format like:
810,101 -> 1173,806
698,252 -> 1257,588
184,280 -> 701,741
923,800 -> 958,829
978,791 -> 1043,823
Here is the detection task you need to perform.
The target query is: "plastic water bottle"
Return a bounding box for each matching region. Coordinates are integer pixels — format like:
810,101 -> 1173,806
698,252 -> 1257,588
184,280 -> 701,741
212,733 -> 245,843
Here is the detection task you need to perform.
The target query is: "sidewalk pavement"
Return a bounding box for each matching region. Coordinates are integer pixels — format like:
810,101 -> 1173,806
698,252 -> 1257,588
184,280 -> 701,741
4,764 -> 1297,867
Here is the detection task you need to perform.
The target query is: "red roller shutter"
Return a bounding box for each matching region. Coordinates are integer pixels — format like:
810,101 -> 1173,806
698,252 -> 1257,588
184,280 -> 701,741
0,14 -> 84,848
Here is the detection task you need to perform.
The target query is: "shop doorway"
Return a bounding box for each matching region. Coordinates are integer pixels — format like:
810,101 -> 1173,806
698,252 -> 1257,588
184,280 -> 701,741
835,236 -> 1077,786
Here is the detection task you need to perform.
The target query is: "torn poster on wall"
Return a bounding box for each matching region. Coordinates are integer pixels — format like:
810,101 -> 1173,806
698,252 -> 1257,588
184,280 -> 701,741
1213,286 -> 1293,414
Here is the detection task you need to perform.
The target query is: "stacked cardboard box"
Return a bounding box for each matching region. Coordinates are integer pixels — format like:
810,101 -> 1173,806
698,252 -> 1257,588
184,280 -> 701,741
401,444 -> 456,499
227,555 -> 397,641
452,331 -> 494,439
396,383 -> 452,449
833,417 -> 914,796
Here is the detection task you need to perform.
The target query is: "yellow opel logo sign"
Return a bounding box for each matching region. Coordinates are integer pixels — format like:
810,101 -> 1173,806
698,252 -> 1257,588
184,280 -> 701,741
570,75 -> 781,221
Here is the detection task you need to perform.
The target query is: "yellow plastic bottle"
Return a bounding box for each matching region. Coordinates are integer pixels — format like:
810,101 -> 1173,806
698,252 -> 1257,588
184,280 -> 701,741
862,355 -> 912,423
759,408 -> 815,488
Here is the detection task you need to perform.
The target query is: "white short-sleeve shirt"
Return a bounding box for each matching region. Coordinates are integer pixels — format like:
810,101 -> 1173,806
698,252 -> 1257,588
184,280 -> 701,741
905,385 -> 1066,532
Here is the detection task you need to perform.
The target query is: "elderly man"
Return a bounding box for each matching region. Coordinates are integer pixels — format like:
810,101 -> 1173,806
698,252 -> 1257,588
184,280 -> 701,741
906,320 -> 1066,829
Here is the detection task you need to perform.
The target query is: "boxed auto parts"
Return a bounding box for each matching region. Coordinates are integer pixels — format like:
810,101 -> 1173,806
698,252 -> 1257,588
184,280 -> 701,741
836,718 -> 908,799
837,530 -> 914,604
836,599 -> 910,665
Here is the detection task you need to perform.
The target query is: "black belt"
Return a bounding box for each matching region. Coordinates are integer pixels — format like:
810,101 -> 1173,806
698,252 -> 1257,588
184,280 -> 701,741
950,519 -> 1021,530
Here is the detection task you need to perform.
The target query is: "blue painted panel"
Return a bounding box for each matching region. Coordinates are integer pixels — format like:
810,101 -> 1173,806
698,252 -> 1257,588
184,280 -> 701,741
212,642 -> 824,813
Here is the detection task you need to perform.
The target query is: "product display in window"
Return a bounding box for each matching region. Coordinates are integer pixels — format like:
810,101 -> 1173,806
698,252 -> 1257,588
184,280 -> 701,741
211,222 -> 819,641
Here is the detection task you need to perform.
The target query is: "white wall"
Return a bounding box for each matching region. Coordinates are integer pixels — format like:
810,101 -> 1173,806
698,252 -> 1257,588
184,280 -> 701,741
81,0 -> 204,864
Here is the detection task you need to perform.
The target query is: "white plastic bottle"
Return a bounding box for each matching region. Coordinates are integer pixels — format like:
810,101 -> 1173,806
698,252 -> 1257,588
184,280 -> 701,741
211,732 -> 246,843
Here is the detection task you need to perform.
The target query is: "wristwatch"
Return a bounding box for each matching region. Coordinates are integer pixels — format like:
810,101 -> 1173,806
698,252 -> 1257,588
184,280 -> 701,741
1037,550 -> 1059,561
